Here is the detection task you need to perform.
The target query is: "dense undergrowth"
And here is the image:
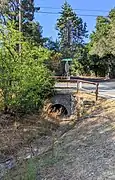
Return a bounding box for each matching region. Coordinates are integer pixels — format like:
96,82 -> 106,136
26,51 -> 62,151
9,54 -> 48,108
0,23 -> 54,115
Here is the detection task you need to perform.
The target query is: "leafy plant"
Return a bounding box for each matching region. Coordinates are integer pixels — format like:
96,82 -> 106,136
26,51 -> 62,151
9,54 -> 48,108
89,8 -> 115,77
0,23 -> 54,114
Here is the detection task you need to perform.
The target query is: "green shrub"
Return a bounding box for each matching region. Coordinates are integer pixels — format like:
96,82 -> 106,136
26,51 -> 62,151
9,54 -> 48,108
0,24 -> 54,113
71,59 -> 84,76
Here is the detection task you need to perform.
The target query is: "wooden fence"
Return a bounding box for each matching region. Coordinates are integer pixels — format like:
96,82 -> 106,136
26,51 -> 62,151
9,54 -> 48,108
53,76 -> 99,101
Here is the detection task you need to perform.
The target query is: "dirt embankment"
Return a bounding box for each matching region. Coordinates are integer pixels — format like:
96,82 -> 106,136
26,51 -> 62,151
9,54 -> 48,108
1,92 -> 115,179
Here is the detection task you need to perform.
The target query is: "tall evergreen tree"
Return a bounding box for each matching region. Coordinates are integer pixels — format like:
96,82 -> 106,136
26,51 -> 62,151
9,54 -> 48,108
56,1 -> 87,58
0,0 -> 35,24
0,0 -> 43,45
44,38 -> 60,52
89,8 -> 115,77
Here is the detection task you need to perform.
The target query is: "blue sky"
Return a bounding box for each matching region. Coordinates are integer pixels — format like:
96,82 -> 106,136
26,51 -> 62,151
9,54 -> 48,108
34,0 -> 115,41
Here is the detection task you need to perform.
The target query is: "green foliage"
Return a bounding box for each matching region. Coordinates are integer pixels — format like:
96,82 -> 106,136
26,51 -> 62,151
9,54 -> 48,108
88,55 -> 107,77
0,24 -> 54,113
89,8 -> 115,77
56,1 -> 87,58
44,38 -> 60,52
23,21 -> 44,46
46,51 -> 62,75
4,158 -> 38,180
71,59 -> 84,76
0,0 -> 44,45
44,38 -> 63,75
71,45 -> 91,76
89,16 -> 110,57
0,0 -> 35,24
24,159 -> 38,180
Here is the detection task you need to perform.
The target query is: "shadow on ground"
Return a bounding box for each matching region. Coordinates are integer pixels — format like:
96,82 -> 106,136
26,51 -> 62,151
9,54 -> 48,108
2,94 -> 115,180
39,115 -> 115,180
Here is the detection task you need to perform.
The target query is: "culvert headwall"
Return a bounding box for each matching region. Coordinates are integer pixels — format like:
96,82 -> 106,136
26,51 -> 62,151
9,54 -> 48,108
50,92 -> 76,117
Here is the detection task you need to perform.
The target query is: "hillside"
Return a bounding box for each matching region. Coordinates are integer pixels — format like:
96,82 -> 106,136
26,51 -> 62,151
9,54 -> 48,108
2,93 -> 115,179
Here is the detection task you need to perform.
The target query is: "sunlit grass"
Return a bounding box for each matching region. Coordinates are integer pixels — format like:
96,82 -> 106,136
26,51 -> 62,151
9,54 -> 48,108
2,91 -> 115,179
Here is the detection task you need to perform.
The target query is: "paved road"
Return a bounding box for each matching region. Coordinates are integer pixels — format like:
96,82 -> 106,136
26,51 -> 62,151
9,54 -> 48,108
55,79 -> 115,99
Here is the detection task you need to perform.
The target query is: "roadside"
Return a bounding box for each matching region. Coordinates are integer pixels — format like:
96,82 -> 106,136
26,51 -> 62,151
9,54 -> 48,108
3,92 -> 115,179
55,78 -> 115,99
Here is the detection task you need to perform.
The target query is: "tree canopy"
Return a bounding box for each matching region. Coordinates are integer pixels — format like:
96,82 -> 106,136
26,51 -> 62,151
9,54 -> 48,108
56,1 -> 87,58
0,0 -> 44,45
0,0 -> 35,24
89,8 -> 115,77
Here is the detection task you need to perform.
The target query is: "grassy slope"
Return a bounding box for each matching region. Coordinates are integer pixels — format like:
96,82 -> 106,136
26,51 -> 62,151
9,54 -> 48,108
3,92 -> 115,179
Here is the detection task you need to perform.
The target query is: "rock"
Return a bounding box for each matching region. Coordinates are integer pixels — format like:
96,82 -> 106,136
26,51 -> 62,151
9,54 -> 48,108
0,157 -> 16,178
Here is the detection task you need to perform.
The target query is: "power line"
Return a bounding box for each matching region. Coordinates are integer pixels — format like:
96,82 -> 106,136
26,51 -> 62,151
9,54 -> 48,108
39,11 -> 59,15
39,6 -> 109,13
38,11 -> 108,18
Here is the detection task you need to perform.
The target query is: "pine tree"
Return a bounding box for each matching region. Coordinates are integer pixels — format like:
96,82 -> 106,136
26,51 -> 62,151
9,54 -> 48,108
0,0 -> 35,24
0,0 -> 43,45
56,1 -> 87,58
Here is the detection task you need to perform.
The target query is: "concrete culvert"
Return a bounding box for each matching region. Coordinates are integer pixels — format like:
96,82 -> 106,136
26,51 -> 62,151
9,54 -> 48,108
48,104 -> 68,118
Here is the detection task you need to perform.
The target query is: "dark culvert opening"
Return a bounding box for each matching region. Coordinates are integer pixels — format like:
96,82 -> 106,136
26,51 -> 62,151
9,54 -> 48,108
48,104 -> 68,118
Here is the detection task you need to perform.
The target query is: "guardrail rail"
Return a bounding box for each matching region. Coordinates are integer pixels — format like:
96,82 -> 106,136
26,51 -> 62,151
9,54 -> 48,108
53,76 -> 99,101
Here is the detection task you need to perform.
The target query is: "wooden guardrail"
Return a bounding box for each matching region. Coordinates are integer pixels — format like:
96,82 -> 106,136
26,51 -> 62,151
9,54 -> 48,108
53,77 -> 99,101
52,76 -> 67,79
76,80 -> 99,101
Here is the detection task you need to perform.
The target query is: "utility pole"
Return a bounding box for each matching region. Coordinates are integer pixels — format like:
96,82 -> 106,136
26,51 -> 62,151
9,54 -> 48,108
19,0 -> 22,53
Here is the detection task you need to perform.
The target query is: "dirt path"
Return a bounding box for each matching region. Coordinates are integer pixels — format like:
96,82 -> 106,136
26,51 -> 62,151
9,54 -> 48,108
39,115 -> 115,180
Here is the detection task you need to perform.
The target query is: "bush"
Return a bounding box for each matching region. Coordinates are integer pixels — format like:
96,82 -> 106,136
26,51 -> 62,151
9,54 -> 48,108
0,24 -> 54,113
71,59 -> 84,76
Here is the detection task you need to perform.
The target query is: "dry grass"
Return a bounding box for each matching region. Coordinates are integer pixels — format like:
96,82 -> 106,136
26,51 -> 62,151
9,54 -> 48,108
2,91 -> 115,179
75,91 -> 115,117
1,91 -> 115,159
0,89 -> 4,110
0,114 -> 59,160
